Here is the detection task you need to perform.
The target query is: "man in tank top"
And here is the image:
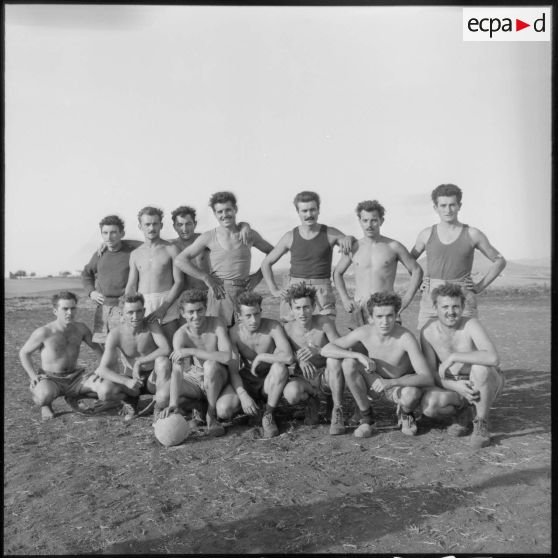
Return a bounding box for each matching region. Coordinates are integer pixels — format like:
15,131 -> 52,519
411,184 -> 506,330
174,191 -> 273,326
261,190 -> 353,322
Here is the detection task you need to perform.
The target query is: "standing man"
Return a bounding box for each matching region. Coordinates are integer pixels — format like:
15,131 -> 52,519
419,283 -> 505,449
125,206 -> 184,344
170,206 -> 210,292
282,283 -> 347,436
18,291 -> 125,420
228,291 -> 294,438
94,293 -> 172,421
334,200 -> 423,327
82,215 -> 141,344
321,292 -> 434,438
174,191 -> 273,326
261,190 -> 353,322
411,184 -> 506,329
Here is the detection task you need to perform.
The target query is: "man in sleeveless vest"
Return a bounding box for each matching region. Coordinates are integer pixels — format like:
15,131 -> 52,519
411,184 -> 506,330
173,191 -> 273,326
261,191 -> 354,322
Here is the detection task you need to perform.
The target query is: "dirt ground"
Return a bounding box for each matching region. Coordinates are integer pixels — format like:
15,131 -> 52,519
3,290 -> 551,554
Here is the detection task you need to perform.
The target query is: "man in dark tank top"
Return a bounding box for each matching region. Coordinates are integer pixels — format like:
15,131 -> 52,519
261,190 -> 354,322
411,184 -> 506,330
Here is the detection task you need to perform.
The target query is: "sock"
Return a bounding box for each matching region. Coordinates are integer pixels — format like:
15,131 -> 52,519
265,403 -> 276,415
360,407 -> 374,425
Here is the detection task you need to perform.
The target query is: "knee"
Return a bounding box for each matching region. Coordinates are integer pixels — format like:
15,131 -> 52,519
419,391 -> 437,417
203,360 -> 220,378
326,358 -> 342,377
470,365 -> 491,386
96,380 -> 122,401
399,386 -> 423,410
283,381 -> 305,405
269,363 -> 289,384
216,395 -> 239,420
341,358 -> 358,378
32,382 -> 57,406
155,356 -> 171,376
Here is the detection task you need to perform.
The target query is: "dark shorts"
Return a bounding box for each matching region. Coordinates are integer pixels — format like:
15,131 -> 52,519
444,365 -> 505,398
239,363 -> 272,400
31,368 -> 97,398
121,358 -> 156,395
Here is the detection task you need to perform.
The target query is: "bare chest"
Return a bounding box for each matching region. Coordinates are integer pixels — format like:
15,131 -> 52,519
136,247 -> 173,274
120,331 -> 157,358
43,330 -> 82,357
353,244 -> 397,271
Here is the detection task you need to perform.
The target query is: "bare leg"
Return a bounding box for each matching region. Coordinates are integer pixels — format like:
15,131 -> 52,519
203,361 -> 228,436
324,359 -> 346,435
31,380 -> 59,420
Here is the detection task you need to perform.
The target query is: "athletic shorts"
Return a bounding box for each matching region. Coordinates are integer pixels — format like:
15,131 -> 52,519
143,291 -> 180,324
444,364 -> 505,399
351,299 -> 370,329
289,364 -> 330,394
280,277 -> 336,322
31,368 -> 97,398
239,363 -> 272,400
206,281 -> 247,327
352,362 -> 411,405
177,361 -> 207,399
92,302 -> 123,343
417,277 -> 478,330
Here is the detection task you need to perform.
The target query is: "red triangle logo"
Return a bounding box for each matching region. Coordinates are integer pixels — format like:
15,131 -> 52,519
516,19 -> 530,31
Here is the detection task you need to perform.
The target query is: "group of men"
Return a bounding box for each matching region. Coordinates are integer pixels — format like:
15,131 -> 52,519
19,184 -> 507,450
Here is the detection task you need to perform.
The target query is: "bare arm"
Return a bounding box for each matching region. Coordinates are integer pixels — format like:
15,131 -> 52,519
469,228 -> 506,293
18,328 -> 47,384
95,332 -> 141,391
438,319 -> 499,378
410,227 -> 430,260
333,249 -> 356,313
79,323 -> 103,360
327,226 -> 354,255
393,241 -> 424,312
320,329 -> 375,371
135,323 -> 171,369
124,252 -> 140,296
261,232 -> 292,297
171,320 -> 231,365
244,230 -> 275,290
252,322 -> 294,368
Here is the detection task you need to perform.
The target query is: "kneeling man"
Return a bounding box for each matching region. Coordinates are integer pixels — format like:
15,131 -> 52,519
19,291 -> 124,420
283,283 -> 347,435
95,293 -> 172,421
160,289 -> 235,437
419,283 -> 504,449
228,291 -> 294,438
322,292 -> 434,438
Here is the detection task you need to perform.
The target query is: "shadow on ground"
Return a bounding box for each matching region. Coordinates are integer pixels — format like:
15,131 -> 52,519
104,467 -> 548,554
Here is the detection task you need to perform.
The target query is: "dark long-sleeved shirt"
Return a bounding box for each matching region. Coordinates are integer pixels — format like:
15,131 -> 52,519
81,241 -> 140,299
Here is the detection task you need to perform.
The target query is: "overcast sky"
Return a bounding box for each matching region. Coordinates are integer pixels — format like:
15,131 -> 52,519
5,5 -> 551,276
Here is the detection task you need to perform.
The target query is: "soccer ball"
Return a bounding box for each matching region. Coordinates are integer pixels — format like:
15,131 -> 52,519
153,413 -> 191,447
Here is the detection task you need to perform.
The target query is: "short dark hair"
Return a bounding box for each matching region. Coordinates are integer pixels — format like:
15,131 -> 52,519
285,282 -> 317,306
121,293 -> 145,307
99,215 -> 125,232
431,184 -> 462,205
293,191 -> 320,210
431,283 -> 466,305
137,206 -> 163,222
366,291 -> 402,316
171,206 -> 197,224
179,288 -> 208,307
355,200 -> 386,219
52,291 -> 77,307
209,191 -> 237,210
237,290 -> 263,309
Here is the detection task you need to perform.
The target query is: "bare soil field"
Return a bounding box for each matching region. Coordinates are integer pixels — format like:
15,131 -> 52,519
3,288 -> 551,554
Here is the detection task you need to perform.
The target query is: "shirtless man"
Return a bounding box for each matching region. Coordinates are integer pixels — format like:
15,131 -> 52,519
322,292 -> 434,438
261,190 -> 353,322
174,191 -> 273,326
158,289 -> 235,437
228,291 -> 294,438
95,293 -> 172,421
282,283 -> 347,436
411,184 -> 506,329
82,215 -> 141,344
125,206 -> 184,343
18,291 -> 124,420
171,206 -> 210,292
419,283 -> 505,449
334,200 -> 423,327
